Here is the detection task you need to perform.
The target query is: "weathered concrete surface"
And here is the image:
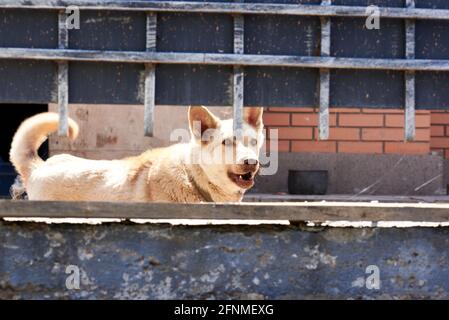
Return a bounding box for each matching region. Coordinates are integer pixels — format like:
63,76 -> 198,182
252,152 -> 446,196
1,220 -> 449,299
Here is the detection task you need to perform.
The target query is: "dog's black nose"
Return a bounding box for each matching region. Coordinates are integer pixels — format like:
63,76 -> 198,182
243,158 -> 259,166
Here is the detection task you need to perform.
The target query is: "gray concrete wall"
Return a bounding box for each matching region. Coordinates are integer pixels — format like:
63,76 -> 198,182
253,152 -> 447,196
2,220 -> 449,299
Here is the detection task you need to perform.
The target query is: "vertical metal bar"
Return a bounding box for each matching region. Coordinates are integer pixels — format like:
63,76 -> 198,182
58,10 -> 69,136
233,14 -> 244,138
405,0 -> 416,141
318,0 -> 331,140
144,12 -> 157,137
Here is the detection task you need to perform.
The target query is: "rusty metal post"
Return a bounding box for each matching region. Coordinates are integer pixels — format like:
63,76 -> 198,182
318,0 -> 331,140
144,12 -> 157,137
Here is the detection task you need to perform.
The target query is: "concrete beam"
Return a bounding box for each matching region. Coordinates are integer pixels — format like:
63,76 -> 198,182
1,220 -> 449,299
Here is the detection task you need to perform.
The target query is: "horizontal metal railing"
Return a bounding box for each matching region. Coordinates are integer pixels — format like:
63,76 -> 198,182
2,48 -> 449,71
1,1 -> 449,20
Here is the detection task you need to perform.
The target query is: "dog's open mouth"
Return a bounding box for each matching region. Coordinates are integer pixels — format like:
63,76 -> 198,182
228,171 -> 255,189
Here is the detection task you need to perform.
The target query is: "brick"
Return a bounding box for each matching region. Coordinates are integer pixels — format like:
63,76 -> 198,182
338,142 -> 383,154
385,114 -> 430,128
291,141 -> 337,153
292,113 -> 318,126
339,114 -> 384,127
263,113 -> 290,126
363,109 -> 428,114
445,150 -> 449,159
268,107 -> 315,113
431,110 -> 449,114
330,108 -> 362,113
362,108 -> 402,114
291,113 -> 337,126
430,137 -> 449,149
270,127 -> 313,140
431,113 -> 449,125
314,127 -> 360,141
264,140 -> 290,153
431,125 -> 445,137
362,128 -> 402,141
362,128 -> 429,142
384,142 -> 429,155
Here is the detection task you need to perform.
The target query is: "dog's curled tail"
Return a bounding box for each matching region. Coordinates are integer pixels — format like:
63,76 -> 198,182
9,112 -> 79,183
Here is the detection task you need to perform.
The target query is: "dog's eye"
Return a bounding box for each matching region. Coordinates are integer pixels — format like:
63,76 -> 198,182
222,138 -> 233,146
250,138 -> 258,146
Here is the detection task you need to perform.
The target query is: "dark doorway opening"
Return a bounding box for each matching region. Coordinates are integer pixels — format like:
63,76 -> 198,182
0,104 -> 48,198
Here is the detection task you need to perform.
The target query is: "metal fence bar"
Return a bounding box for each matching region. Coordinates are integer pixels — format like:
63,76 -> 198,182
144,12 -> 157,137
3,48 -> 449,71
405,0 -> 416,141
318,0 -> 331,141
233,14 -> 244,138
2,1 -> 449,20
57,10 -> 69,136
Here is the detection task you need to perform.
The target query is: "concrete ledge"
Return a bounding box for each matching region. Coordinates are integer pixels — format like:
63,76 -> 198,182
3,200 -> 449,222
1,220 -> 449,299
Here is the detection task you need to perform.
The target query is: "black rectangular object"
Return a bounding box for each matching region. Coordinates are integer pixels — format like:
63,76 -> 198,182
416,72 -> 449,109
244,67 -> 319,107
157,13 -> 233,53
416,20 -> 449,60
69,62 -> 144,104
155,65 -> 233,106
69,10 -> 146,51
0,9 -> 57,48
245,15 -> 320,56
0,60 -> 57,104
331,18 -> 405,59
416,0 -> 449,9
330,70 -> 405,108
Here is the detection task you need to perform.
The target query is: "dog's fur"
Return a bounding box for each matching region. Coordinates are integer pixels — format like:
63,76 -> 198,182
9,106 -> 264,202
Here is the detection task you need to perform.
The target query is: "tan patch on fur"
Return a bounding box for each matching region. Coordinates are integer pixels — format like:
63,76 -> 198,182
128,159 -> 151,185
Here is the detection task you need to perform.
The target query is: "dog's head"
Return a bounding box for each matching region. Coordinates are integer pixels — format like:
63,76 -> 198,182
188,106 -> 264,194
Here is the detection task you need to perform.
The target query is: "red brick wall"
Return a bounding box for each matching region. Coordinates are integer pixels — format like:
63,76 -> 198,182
430,110 -> 449,158
264,107 -> 435,156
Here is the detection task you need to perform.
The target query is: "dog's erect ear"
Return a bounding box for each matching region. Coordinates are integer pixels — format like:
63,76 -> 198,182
188,106 -> 220,140
243,107 -> 264,129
